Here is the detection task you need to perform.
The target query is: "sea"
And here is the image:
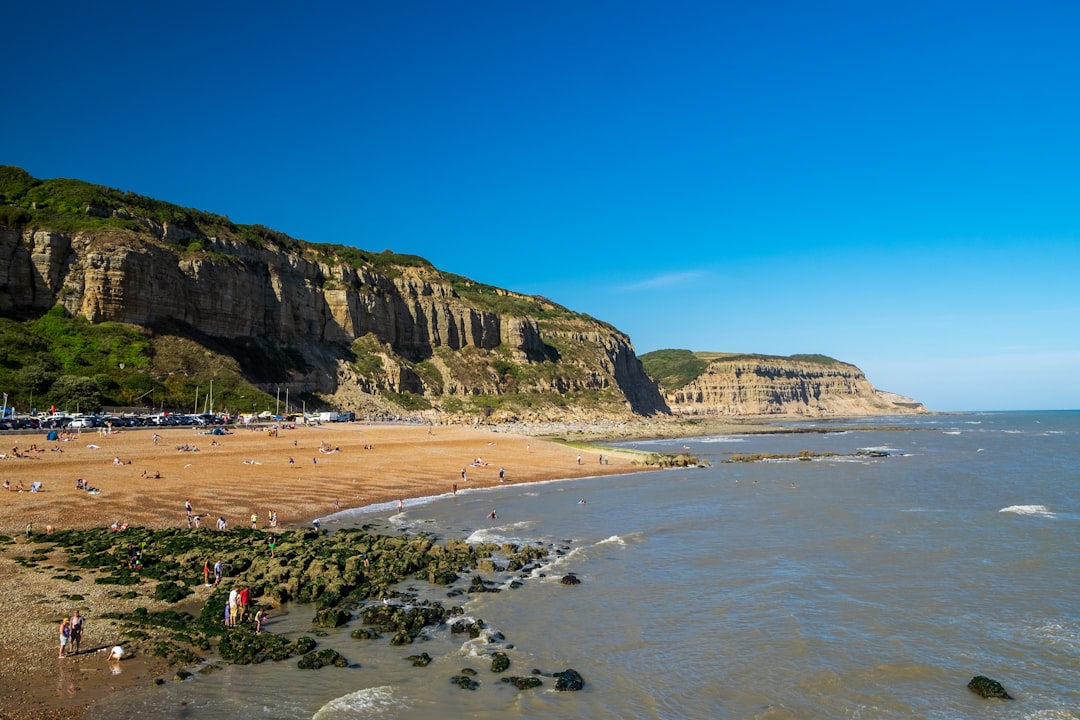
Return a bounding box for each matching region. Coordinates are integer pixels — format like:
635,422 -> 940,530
87,410 -> 1080,720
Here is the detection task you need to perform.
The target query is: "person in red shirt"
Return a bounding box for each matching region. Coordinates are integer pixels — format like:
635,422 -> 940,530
238,587 -> 251,623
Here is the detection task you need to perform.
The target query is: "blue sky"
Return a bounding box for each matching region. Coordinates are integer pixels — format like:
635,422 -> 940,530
4,1 -> 1078,411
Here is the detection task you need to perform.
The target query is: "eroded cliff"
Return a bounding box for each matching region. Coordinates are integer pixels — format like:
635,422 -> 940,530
643,351 -> 926,416
0,211 -> 666,419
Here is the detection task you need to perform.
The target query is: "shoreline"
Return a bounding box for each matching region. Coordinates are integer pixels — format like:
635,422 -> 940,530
0,420 -> 662,720
0,413 -> 907,719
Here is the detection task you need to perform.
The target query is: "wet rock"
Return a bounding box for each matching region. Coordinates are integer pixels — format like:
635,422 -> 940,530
297,648 -> 348,670
312,608 -> 351,629
554,668 -> 585,691
351,627 -> 381,640
968,675 -> 1013,699
560,573 -> 581,585
451,619 -> 485,638
503,676 -> 543,690
407,652 -> 432,667
451,675 -> 479,690
490,651 -> 510,673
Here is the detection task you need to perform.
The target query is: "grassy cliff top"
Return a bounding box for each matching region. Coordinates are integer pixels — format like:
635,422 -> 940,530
639,349 -> 845,391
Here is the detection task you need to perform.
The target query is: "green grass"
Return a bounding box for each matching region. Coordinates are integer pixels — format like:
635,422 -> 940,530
641,349 -> 846,391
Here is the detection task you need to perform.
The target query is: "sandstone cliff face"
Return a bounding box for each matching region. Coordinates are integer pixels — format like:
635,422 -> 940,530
0,226 -> 666,417
667,356 -> 926,416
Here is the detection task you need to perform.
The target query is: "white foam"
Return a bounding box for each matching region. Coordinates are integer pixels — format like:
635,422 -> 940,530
999,505 -> 1055,518
465,520 -> 536,545
313,686 -> 400,718
596,534 -> 626,546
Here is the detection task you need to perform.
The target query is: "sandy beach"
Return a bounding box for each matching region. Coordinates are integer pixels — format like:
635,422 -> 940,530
0,421 -> 654,719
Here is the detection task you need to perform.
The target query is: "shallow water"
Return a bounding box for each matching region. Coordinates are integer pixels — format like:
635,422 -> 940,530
88,411 -> 1080,719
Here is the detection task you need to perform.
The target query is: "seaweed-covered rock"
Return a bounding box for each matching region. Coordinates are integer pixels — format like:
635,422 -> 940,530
554,668 -> 585,691
407,652 -> 432,667
503,676 -> 543,690
560,573 -> 581,585
451,670 -> 479,690
218,629 -> 295,664
154,581 -> 194,603
490,652 -> 510,673
289,636 -> 317,655
297,648 -> 348,670
351,627 -> 381,640
967,675 -> 1013,699
312,608 -> 351,629
451,619 -> 485,638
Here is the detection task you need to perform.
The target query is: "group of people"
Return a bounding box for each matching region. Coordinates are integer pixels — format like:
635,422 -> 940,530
58,610 -> 84,658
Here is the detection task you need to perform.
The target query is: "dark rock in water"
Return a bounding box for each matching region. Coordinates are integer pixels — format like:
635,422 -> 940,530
554,668 -> 585,691
290,636 -> 317,655
407,652 -> 432,667
297,648 -> 348,670
451,619 -> 485,638
503,676 -> 543,690
451,674 -> 479,690
560,573 -> 581,585
968,675 -> 1013,699
172,669 -> 193,682
312,608 -> 351,628
390,630 -> 413,646
490,651 -> 510,673
351,627 -> 381,640
468,575 -> 501,593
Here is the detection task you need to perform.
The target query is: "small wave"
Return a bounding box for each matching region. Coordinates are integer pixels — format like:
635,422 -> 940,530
313,686 -> 400,718
696,435 -> 748,444
465,520 -> 536,545
999,505 -> 1055,518
942,431 -> 962,435
596,535 -> 626,546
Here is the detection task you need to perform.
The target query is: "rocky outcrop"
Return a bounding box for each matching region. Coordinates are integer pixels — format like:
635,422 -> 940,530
967,675 -> 1012,699
0,224 -> 667,418
666,355 -> 926,416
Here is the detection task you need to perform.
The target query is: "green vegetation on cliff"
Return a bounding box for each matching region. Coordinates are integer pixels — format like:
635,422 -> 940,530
0,166 -> 663,420
641,349 -> 847,392
0,305 -> 273,414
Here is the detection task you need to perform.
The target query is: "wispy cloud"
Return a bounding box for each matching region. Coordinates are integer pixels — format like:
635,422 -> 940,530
617,270 -> 711,292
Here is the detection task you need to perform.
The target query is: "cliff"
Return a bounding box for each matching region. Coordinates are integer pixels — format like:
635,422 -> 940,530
0,167 -> 666,420
640,351 -> 926,416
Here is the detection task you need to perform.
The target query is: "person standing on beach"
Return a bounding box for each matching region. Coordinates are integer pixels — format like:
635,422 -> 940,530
228,588 -> 238,627
58,618 -> 70,658
69,610 -> 84,655
203,558 -> 211,586
214,559 -> 222,586
250,513 -> 258,529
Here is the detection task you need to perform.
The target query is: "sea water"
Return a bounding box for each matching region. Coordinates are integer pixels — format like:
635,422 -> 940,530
87,411 -> 1080,719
